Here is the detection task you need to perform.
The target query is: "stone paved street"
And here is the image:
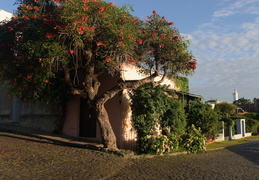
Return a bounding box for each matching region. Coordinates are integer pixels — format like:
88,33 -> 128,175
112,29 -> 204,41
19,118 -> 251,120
0,127 -> 259,180
108,139 -> 259,180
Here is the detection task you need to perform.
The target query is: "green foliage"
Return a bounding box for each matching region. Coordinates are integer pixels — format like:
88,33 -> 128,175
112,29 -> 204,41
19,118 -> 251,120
233,97 -> 252,105
245,119 -> 258,133
214,102 -> 237,116
138,134 -> 179,155
173,76 -> 189,92
229,113 -> 259,133
131,85 -> 213,154
131,84 -> 186,154
222,117 -> 235,126
134,10 -> 197,76
240,113 -> 259,133
186,100 -> 221,139
181,124 -> 206,153
243,112 -> 259,120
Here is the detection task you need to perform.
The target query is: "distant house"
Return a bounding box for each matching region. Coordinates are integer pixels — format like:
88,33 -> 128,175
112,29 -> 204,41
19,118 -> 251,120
206,100 -> 229,109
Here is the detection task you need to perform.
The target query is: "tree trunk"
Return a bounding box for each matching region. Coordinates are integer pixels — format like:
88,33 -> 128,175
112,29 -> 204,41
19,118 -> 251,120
94,101 -> 117,150
91,71 -> 160,150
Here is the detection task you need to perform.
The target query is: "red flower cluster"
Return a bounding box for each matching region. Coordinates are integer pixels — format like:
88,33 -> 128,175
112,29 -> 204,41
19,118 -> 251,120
33,15 -> 39,20
118,41 -> 125,47
188,61 -> 197,70
160,33 -> 166,38
97,6 -> 105,12
136,39 -> 143,45
44,18 -> 56,25
105,58 -> 111,62
83,5 -> 89,11
54,25 -> 61,29
109,2 -> 115,6
159,44 -> 165,48
34,6 -> 40,11
128,57 -> 136,63
72,18 -> 92,34
45,32 -> 53,38
132,18 -> 140,24
97,41 -> 105,46
8,27 -> 13,31
23,15 -> 30,20
52,0 -> 61,3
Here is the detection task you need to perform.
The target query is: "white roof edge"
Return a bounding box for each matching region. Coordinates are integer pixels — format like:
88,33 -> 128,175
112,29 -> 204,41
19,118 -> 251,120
0,9 -> 14,22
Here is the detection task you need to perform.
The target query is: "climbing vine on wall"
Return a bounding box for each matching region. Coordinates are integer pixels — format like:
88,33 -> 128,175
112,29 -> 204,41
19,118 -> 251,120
130,84 -> 186,154
174,76 -> 189,93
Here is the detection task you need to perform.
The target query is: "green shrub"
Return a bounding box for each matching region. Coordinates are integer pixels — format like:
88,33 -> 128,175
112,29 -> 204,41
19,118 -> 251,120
139,134 -> 179,155
180,124 -> 206,153
131,84 -> 186,154
186,100 -> 221,139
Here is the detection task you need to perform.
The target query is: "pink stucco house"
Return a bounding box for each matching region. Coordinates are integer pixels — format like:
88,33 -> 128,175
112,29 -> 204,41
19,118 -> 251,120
62,63 -> 200,149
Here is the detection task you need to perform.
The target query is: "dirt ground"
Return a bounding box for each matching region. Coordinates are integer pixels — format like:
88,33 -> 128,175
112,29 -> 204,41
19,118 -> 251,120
1,130 -> 259,180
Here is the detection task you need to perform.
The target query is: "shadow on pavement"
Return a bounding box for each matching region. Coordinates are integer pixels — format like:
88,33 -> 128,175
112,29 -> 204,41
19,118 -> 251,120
225,139 -> 259,166
0,128 -> 123,156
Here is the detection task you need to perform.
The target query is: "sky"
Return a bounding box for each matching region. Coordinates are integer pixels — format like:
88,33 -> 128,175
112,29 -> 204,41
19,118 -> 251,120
1,0 -> 259,102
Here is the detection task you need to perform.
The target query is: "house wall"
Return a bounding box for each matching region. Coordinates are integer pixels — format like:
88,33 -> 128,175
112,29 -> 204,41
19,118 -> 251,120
0,83 -> 12,122
121,63 -> 178,90
62,95 -> 80,137
61,73 -> 124,146
121,89 -> 137,150
19,101 -> 60,132
97,73 -> 122,147
0,83 -> 61,132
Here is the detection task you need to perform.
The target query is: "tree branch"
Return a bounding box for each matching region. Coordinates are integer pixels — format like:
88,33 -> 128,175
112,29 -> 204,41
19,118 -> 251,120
96,71 -> 159,105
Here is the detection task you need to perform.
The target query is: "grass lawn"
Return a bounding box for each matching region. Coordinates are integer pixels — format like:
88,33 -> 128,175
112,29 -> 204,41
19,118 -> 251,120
206,135 -> 259,149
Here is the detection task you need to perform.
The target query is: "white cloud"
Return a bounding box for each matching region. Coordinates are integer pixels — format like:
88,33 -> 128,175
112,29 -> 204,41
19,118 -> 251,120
213,10 -> 237,17
213,0 -> 259,18
187,8 -> 259,102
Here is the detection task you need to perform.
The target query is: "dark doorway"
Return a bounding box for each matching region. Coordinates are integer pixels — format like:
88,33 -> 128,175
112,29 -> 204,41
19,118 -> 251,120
79,98 -> 96,137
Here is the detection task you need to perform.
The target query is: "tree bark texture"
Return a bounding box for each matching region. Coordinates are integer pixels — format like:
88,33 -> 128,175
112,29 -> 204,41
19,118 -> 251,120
94,101 -> 117,150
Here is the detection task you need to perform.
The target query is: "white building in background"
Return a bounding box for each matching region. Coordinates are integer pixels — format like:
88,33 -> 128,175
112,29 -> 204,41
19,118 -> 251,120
0,9 -> 13,23
233,89 -> 238,102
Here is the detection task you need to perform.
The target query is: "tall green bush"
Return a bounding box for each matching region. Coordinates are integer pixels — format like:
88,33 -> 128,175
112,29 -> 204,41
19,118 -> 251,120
186,100 -> 221,139
241,113 -> 259,133
131,84 -> 186,154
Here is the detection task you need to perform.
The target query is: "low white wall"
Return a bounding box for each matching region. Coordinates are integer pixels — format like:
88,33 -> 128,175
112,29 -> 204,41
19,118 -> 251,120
232,134 -> 243,139
245,133 -> 252,137
216,133 -> 225,142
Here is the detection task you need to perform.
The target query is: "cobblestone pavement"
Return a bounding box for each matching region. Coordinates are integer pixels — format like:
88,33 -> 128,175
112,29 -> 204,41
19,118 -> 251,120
107,139 -> 259,180
1,126 -> 259,180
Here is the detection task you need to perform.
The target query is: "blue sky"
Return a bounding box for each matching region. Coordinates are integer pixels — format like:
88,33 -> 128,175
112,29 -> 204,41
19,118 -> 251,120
1,0 -> 259,102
